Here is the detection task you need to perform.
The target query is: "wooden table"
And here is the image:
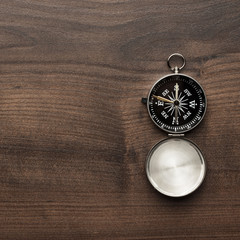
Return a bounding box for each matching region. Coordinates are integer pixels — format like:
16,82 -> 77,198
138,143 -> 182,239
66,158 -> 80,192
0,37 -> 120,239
0,1 -> 239,239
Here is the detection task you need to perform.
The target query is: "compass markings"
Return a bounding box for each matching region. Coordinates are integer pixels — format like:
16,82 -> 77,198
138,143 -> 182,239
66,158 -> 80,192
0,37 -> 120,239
148,75 -> 206,133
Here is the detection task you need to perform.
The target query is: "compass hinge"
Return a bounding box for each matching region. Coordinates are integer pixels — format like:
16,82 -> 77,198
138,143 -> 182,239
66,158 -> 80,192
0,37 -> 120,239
168,134 -> 185,137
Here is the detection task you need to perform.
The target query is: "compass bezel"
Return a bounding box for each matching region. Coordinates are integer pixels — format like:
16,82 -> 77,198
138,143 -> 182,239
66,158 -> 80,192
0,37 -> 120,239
147,73 -> 207,134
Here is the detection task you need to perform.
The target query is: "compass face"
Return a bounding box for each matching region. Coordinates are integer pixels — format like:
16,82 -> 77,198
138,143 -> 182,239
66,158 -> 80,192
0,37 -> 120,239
147,74 -> 206,133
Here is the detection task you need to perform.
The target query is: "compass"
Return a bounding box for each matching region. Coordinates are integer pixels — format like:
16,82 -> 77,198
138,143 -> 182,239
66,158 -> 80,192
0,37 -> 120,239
142,53 -> 207,197
147,73 -> 206,133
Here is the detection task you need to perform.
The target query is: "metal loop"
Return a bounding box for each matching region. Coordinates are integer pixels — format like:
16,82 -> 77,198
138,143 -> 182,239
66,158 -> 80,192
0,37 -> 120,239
167,53 -> 186,73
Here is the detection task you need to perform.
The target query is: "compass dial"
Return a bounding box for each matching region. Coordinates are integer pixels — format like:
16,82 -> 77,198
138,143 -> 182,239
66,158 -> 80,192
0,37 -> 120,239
147,74 -> 206,133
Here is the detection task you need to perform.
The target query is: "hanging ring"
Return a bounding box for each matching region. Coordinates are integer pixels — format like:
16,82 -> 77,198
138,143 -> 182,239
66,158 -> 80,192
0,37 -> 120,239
167,53 -> 186,73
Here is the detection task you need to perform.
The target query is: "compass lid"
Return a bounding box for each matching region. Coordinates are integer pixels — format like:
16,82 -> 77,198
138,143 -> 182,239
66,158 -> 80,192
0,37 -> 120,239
146,137 -> 206,197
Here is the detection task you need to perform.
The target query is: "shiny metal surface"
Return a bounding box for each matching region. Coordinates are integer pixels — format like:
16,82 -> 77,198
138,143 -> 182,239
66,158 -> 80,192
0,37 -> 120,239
146,138 -> 206,197
167,53 -> 186,73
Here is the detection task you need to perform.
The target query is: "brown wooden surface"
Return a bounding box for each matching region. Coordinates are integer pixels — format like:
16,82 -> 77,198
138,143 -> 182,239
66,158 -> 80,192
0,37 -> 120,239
0,1 -> 240,239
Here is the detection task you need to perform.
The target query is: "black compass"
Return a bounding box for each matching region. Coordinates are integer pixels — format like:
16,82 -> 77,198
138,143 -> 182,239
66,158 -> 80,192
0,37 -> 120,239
142,53 -> 207,197
147,73 -> 206,133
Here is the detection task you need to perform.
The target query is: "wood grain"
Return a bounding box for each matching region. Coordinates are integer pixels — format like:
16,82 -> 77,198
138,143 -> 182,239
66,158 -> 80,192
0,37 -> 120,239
0,0 -> 239,239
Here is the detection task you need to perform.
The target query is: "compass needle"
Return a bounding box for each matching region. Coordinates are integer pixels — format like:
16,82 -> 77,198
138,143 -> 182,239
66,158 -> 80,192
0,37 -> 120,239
175,83 -> 179,100
175,106 -> 179,124
152,95 -> 174,103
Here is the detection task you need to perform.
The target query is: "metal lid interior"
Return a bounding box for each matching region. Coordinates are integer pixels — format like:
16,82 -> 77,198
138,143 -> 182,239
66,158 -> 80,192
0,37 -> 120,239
146,138 -> 206,197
